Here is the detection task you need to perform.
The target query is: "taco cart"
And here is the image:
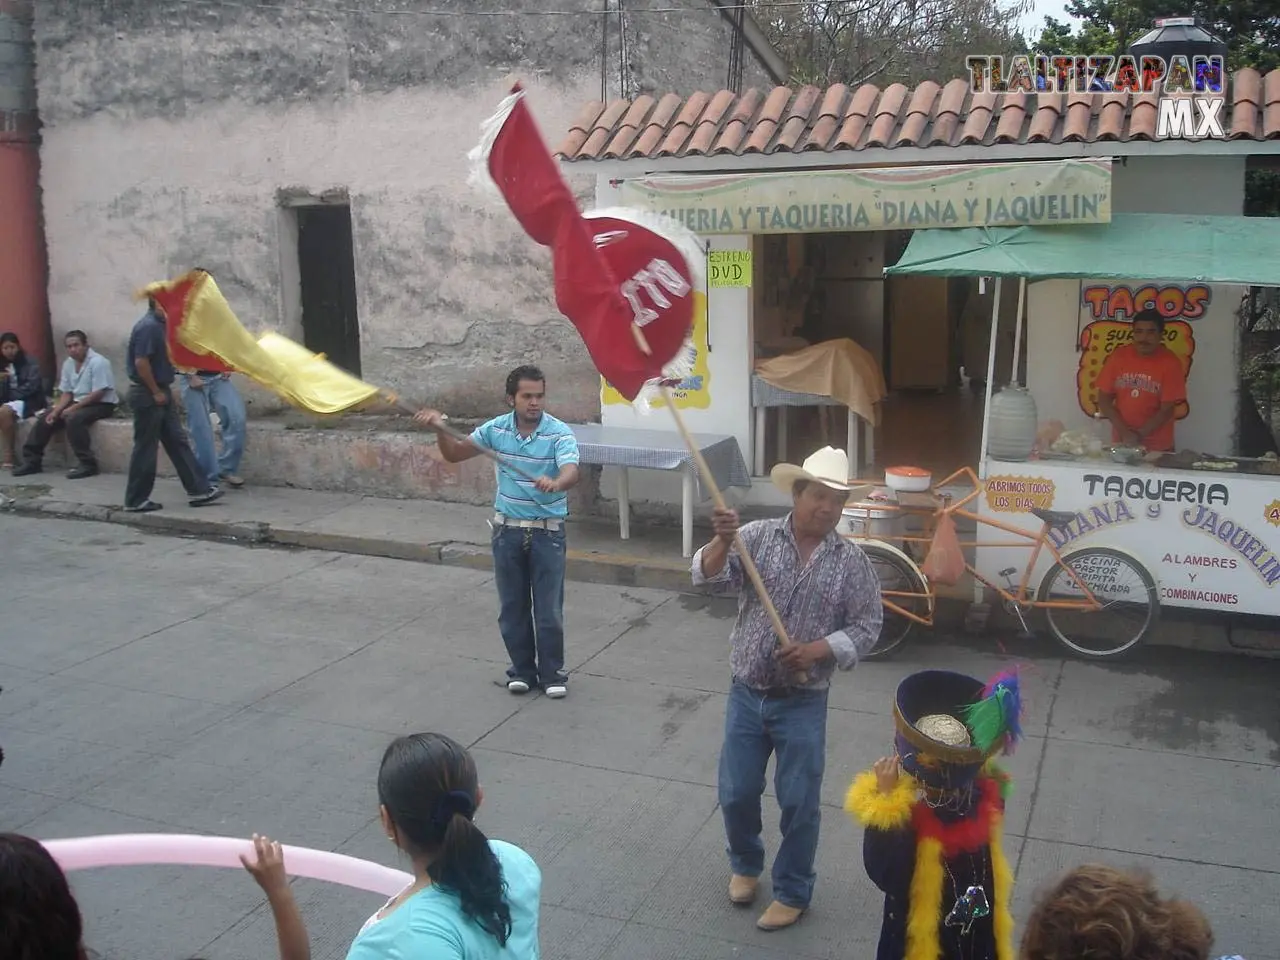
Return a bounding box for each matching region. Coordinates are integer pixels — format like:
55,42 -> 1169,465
883,214 -> 1280,621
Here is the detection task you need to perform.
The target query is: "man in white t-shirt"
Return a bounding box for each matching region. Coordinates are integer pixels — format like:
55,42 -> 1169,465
14,330 -> 118,479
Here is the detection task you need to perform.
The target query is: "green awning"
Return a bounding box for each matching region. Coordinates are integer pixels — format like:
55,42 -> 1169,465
884,213 -> 1280,285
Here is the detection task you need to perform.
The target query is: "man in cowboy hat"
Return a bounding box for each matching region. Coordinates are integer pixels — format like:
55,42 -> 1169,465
692,445 -> 884,931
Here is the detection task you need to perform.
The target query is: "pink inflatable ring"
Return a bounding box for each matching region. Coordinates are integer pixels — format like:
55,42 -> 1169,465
41,834 -> 412,897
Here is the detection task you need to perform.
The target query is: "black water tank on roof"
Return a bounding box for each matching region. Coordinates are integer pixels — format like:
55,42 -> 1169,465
1127,16 -> 1228,61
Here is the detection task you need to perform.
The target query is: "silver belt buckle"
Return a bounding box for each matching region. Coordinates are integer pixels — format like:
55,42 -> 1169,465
495,514 -> 559,531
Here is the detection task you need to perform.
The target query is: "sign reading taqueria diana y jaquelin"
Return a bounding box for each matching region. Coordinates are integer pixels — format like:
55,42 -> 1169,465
977,462 -> 1280,614
613,159 -> 1111,235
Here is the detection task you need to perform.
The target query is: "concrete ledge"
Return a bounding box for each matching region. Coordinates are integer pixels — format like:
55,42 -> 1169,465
16,416 -> 768,525
18,416 -> 600,512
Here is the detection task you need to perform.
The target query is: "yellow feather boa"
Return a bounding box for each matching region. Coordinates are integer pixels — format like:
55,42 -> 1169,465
990,811 -> 1015,958
844,769 -> 918,829
845,769 -> 1016,960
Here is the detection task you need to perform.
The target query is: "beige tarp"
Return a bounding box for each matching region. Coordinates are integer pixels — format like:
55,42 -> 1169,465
754,338 -> 887,426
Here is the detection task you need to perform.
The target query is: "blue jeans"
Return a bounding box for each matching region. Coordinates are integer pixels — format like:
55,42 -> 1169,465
177,375 -> 246,485
491,524 -> 567,687
718,681 -> 829,908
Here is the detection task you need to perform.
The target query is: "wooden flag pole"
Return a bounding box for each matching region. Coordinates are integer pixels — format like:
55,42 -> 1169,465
385,394 -> 542,483
659,384 -> 795,651
628,326 -> 794,650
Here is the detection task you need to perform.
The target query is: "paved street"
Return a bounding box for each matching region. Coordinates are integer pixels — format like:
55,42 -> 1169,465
2,513 -> 1277,960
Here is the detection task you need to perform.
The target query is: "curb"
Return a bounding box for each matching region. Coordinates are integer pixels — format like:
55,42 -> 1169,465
5,498 -> 272,544
12,494 -> 1268,657
2,496 -> 699,594
1,494 -> 982,624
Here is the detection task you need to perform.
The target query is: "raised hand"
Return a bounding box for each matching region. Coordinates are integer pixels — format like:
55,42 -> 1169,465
240,832 -> 289,895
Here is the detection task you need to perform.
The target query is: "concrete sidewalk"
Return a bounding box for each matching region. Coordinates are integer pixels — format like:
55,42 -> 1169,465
0,472 -> 700,592
6,515 -> 1278,960
6,471 -> 1279,657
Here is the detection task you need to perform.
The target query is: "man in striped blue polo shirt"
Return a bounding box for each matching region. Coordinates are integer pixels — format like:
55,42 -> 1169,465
416,365 -> 580,699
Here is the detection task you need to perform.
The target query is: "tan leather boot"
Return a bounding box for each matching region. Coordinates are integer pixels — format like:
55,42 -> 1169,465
728,874 -> 758,905
756,900 -> 805,931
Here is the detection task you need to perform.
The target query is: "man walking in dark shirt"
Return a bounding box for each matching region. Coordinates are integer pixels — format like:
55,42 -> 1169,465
123,299 -> 223,512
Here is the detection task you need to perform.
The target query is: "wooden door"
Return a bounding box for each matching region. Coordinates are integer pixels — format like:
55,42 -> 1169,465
887,275 -> 951,390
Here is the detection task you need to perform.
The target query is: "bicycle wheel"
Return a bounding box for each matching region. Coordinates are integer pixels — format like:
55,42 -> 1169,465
1038,546 -> 1158,659
860,542 -> 930,660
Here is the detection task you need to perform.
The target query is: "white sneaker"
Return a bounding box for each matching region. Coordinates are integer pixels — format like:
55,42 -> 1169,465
544,684 -> 567,699
507,679 -> 531,694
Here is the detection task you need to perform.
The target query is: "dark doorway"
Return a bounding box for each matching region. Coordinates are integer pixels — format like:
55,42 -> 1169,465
297,204 -> 361,376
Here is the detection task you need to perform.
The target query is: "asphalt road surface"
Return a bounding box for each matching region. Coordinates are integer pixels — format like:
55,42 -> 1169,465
2,514 -> 1277,960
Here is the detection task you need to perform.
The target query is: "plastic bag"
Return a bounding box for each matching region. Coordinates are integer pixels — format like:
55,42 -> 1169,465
921,512 -> 965,586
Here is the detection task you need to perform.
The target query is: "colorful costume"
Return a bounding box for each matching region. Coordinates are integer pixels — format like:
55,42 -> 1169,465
845,669 -> 1023,960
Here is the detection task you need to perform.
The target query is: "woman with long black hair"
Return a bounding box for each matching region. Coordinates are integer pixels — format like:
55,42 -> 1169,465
244,732 -> 542,960
0,332 -> 46,470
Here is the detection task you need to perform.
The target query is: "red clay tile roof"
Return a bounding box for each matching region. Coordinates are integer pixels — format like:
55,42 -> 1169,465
556,68 -> 1280,161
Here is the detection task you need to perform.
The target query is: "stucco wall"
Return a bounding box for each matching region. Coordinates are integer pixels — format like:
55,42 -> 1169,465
32,0 -> 775,422
1111,154 -> 1246,216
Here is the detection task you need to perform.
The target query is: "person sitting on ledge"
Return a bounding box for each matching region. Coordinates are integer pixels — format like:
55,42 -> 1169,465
13,330 -> 117,479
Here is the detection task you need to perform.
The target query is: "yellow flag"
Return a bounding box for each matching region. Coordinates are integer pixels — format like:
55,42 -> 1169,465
255,331 -> 382,415
139,271 -> 380,415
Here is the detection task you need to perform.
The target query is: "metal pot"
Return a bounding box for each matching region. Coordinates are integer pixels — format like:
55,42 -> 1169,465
839,494 -> 906,549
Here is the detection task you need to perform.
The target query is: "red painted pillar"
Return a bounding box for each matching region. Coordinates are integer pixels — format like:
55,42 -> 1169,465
0,0 -> 53,376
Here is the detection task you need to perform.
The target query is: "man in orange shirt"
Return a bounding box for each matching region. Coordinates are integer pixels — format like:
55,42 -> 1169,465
1096,307 -> 1187,453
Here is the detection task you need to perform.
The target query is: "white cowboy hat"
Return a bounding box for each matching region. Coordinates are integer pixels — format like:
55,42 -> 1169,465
770,446 -> 873,497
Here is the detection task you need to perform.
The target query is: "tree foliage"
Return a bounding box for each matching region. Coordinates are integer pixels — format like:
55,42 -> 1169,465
747,0 -> 1032,88
1033,0 -> 1279,71
1030,3 -> 1280,218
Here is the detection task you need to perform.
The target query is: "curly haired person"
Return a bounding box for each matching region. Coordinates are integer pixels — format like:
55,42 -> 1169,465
1020,863 -> 1244,960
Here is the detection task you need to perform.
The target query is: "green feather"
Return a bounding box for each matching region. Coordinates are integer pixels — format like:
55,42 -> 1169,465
961,688 -> 1008,753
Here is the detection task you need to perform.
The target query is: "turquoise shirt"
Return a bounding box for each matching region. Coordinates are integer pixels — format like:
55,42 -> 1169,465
470,412 -> 579,520
346,840 -> 541,960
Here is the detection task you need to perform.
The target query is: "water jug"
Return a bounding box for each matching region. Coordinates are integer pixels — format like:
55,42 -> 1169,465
988,385 -> 1038,461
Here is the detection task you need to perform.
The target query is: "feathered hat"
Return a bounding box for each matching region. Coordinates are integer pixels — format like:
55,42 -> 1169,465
893,668 -> 1023,791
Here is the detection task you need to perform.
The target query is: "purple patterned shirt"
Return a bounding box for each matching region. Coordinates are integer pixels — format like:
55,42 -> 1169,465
691,514 -> 883,690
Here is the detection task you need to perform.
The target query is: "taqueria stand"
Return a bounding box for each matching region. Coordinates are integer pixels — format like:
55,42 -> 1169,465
884,212 -> 1280,618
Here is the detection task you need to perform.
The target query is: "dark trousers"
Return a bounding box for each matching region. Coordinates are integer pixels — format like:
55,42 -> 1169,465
491,524 -> 568,687
124,384 -> 211,508
22,402 -> 116,467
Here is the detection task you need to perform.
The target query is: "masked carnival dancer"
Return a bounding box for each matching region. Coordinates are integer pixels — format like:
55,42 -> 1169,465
844,669 -> 1024,960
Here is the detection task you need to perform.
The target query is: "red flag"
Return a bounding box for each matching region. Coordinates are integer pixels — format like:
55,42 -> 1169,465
473,85 -> 703,403
146,273 -> 234,374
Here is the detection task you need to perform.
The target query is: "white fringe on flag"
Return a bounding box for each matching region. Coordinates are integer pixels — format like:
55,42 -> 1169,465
582,207 -> 707,413
466,87 -> 525,197
583,206 -> 707,291
464,93 -> 708,415
630,340 -> 700,414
